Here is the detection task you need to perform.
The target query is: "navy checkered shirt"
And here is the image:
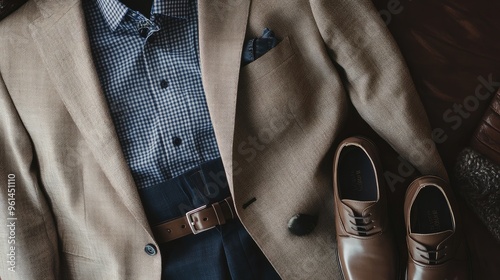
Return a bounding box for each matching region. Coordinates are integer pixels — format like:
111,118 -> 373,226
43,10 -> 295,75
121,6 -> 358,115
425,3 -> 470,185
83,0 -> 220,189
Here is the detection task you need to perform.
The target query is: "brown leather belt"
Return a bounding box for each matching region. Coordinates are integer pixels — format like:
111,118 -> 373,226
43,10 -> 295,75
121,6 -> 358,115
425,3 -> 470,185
152,197 -> 236,243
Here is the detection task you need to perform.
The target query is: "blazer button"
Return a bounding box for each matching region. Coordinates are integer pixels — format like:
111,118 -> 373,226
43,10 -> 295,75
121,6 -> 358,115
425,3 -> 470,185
288,213 -> 318,236
144,244 -> 158,256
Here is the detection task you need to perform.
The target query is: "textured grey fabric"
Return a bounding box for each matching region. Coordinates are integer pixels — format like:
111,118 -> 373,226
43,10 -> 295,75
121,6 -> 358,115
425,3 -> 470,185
455,148 -> 500,242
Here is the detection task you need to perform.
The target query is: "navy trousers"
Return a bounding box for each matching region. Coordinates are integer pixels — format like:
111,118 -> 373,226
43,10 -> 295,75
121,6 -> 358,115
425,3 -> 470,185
138,158 -> 281,280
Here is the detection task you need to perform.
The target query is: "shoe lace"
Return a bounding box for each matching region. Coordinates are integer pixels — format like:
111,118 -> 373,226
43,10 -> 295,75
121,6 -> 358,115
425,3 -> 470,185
348,213 -> 375,236
416,246 -> 448,264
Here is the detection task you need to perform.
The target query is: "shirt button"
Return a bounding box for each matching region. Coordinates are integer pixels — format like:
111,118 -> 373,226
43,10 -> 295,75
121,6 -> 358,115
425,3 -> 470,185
287,213 -> 318,236
144,244 -> 157,256
172,137 -> 182,147
138,28 -> 149,38
160,79 -> 169,89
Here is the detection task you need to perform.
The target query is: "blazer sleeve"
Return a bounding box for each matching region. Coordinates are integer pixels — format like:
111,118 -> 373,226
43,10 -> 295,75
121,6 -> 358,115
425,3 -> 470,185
0,73 -> 60,279
309,0 -> 448,179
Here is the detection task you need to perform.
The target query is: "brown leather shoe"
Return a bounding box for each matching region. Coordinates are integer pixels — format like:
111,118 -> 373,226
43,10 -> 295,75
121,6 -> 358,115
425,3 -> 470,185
404,176 -> 470,280
334,137 -> 399,280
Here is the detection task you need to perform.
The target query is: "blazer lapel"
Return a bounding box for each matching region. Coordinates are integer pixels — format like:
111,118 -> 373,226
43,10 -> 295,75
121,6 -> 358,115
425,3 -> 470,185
28,0 -> 152,237
198,0 -> 251,192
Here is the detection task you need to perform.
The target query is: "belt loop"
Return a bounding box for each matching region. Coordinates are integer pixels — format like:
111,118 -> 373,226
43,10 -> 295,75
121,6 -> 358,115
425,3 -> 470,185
211,202 -> 226,225
224,197 -> 235,219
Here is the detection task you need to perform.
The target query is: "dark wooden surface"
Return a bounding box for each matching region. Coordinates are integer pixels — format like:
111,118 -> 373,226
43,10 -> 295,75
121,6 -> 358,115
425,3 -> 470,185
367,0 -> 500,279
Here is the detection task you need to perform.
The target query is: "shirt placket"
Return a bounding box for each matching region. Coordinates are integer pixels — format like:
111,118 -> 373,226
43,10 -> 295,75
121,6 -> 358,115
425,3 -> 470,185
140,15 -> 202,178
166,12 -> 219,171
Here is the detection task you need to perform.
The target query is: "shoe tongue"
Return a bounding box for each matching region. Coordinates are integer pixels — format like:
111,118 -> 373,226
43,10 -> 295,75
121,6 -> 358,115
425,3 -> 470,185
341,199 -> 376,214
411,230 -> 453,247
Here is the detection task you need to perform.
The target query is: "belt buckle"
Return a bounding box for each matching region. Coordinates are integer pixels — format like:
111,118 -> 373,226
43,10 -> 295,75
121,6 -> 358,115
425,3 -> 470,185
185,205 -> 215,235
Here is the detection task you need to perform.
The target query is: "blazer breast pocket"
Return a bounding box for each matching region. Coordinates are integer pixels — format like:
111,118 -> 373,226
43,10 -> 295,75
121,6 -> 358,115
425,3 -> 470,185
236,34 -> 311,137
239,35 -> 296,84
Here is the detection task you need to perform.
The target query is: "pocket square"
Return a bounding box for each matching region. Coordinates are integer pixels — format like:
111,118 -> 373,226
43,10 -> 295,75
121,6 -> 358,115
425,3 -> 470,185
241,28 -> 279,66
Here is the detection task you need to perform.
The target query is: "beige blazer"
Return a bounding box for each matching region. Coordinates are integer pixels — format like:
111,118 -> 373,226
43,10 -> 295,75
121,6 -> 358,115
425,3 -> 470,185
0,0 -> 447,279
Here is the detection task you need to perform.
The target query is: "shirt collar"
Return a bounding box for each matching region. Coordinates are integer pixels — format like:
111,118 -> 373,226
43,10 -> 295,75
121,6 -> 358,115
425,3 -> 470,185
96,0 -> 129,31
96,0 -> 190,31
